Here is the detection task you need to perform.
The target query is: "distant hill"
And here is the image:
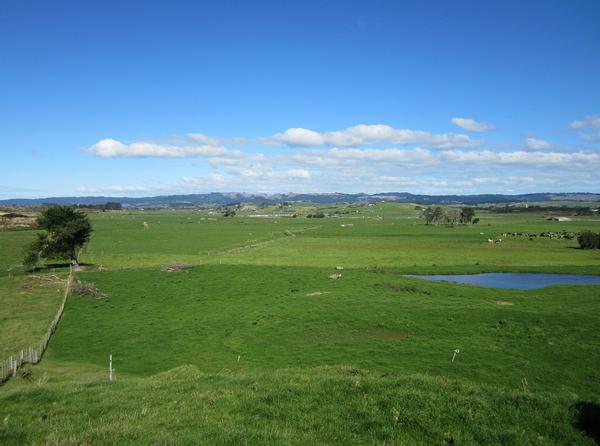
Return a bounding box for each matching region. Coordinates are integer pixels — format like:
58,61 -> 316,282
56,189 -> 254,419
1,192 -> 599,208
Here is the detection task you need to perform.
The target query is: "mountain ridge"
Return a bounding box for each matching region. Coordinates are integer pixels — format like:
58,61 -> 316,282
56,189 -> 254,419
2,192 -> 600,208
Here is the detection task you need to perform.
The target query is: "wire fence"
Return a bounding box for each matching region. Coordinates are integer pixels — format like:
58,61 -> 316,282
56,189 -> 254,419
0,268 -> 73,383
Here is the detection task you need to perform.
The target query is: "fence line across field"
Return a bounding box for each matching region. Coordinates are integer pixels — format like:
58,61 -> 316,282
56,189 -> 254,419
0,267 -> 73,383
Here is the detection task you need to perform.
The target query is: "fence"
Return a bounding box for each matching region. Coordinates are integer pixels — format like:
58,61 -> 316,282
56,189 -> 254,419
0,268 -> 73,383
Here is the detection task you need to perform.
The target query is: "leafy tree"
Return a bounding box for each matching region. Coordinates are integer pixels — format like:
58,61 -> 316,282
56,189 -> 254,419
459,207 -> 476,224
422,206 -> 447,225
432,207 -> 445,225
577,231 -> 600,249
445,209 -> 461,225
23,206 -> 92,268
421,207 -> 435,224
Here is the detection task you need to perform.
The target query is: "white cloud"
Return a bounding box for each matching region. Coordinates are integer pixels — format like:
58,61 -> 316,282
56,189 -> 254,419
266,124 -> 483,149
75,144 -> 600,197
570,115 -> 600,129
442,149 -> 599,166
88,138 -> 242,158
78,123 -> 600,196
227,165 -> 311,180
75,185 -> 157,194
325,147 -> 434,163
524,137 -> 551,150
283,169 -> 310,179
269,128 -> 325,147
287,146 -> 600,169
570,115 -> 600,143
187,133 -> 221,146
451,117 -> 494,132
206,157 -> 245,166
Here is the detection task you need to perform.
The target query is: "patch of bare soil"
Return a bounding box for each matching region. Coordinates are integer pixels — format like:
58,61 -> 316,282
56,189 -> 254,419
161,263 -> 192,272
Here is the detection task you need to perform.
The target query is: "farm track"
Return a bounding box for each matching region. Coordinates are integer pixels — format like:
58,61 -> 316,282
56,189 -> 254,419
207,226 -> 321,257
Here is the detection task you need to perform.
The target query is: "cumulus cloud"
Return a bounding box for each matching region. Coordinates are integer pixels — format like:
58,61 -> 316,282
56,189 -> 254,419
266,124 -> 483,149
187,133 -> 221,146
80,123 -> 600,195
227,165 -> 311,180
88,137 -> 242,158
76,145 -> 600,197
325,147 -> 434,163
524,137 -> 551,150
570,115 -> 600,129
570,115 -> 600,143
287,147 -> 600,170
451,117 -> 494,132
442,149 -> 599,166
269,128 -> 325,147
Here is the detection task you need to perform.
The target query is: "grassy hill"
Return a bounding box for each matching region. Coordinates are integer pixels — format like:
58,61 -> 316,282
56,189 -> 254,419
1,366 -> 596,445
1,203 -> 599,444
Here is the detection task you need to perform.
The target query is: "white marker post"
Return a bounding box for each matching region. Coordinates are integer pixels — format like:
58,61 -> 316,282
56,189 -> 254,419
452,349 -> 460,363
109,354 -> 113,381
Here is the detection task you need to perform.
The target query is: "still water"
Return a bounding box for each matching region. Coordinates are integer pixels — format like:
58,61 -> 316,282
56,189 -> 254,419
408,273 -> 600,290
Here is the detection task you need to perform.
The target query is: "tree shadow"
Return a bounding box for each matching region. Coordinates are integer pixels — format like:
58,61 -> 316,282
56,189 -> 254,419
573,401 -> 600,444
29,262 -> 95,272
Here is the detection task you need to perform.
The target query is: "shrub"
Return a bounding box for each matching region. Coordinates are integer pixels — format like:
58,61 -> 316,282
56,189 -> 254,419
577,231 -> 600,249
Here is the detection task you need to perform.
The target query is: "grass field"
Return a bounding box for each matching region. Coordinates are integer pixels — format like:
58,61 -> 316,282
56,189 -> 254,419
1,204 -> 600,444
0,275 -> 64,359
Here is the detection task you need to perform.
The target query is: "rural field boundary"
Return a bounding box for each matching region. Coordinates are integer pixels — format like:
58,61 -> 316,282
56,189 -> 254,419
208,226 -> 321,257
0,268 -> 73,383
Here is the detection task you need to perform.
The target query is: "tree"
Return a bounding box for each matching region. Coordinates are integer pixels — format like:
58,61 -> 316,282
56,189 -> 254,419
432,207 -> 445,225
421,207 -> 435,224
24,206 -> 92,268
459,207 -> 476,224
422,206 -> 447,225
577,231 -> 600,249
445,208 -> 461,225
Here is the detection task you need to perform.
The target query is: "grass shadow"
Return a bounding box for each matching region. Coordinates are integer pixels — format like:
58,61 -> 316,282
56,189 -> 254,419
29,262 -> 96,273
573,401 -> 600,444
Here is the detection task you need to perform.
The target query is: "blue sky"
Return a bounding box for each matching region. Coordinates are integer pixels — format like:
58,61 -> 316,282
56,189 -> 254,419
1,0 -> 600,198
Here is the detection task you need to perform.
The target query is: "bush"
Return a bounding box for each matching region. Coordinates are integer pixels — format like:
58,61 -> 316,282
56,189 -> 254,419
577,231 -> 600,249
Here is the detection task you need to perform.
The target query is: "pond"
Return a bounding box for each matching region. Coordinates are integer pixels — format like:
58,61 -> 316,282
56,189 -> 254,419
407,273 -> 600,290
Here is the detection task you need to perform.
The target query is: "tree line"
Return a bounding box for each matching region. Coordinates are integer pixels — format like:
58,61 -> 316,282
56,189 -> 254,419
483,204 -> 596,215
72,202 -> 123,211
421,207 -> 479,225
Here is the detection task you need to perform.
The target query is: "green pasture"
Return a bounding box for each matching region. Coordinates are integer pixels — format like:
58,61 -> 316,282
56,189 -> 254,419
1,366 -> 593,445
0,275 -> 64,359
37,264 -> 600,397
1,204 -> 600,444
